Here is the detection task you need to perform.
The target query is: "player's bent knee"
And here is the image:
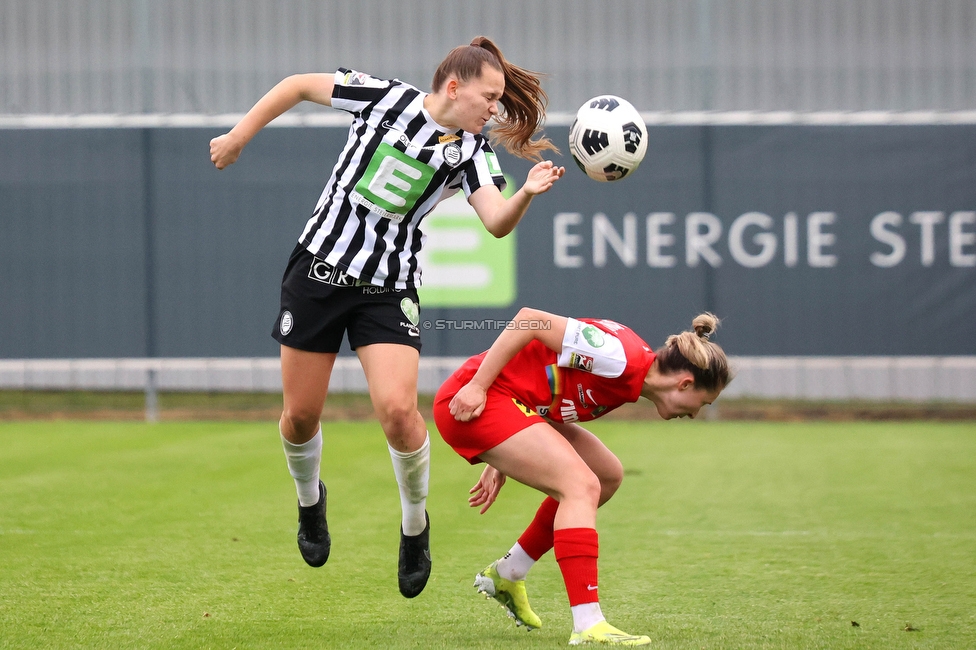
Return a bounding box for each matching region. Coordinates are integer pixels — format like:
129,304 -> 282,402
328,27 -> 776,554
373,399 -> 419,432
567,469 -> 602,510
598,455 -> 625,504
280,406 -> 323,439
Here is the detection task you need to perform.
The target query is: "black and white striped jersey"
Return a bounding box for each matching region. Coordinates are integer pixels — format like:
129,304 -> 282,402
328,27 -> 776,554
298,68 -> 507,289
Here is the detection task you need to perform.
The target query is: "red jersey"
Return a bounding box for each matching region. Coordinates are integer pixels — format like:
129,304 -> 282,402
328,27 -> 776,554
457,318 -> 656,422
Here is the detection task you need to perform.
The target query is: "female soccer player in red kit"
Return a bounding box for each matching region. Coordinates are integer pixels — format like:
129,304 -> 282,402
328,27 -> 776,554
433,307 -> 732,645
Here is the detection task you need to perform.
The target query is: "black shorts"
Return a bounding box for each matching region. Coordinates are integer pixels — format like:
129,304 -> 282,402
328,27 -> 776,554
272,244 -> 422,353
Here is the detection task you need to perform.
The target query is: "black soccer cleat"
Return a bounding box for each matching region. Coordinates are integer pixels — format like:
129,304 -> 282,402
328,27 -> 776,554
397,511 -> 431,598
297,480 -> 330,567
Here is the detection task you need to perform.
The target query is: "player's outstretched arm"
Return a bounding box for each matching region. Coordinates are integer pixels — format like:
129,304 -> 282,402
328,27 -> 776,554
449,307 -> 567,421
468,160 -> 564,237
210,73 -> 335,170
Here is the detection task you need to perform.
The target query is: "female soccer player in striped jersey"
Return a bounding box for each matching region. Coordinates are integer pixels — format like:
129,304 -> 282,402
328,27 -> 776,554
434,309 -> 731,645
210,37 -> 564,598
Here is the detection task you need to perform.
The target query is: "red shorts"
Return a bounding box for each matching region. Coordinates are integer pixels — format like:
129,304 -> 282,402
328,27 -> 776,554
433,365 -> 546,464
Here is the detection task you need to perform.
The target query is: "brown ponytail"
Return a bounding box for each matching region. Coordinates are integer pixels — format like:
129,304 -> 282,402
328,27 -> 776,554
655,313 -> 732,391
432,36 -> 557,161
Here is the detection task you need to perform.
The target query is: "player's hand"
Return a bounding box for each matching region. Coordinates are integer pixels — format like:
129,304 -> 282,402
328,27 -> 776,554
449,382 -> 487,421
209,132 -> 246,170
468,465 -> 506,514
522,160 -> 565,196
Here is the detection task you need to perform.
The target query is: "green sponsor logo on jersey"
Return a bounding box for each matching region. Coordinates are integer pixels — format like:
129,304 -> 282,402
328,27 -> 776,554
485,151 -> 502,176
355,143 -> 435,217
582,325 -> 605,348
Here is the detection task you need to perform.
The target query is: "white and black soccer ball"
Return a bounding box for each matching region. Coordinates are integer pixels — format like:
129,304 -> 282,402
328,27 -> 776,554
568,95 -> 648,182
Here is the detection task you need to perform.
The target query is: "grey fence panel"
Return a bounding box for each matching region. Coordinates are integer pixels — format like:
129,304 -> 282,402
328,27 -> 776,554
507,124 -> 976,356
0,128 -> 150,357
146,127 -> 340,357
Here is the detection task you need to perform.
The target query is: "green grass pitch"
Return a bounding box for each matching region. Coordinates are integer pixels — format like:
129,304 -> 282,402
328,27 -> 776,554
1,419 -> 974,649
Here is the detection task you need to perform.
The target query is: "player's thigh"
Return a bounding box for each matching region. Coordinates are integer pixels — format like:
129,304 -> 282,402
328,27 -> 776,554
280,345 -> 337,438
348,289 -> 423,417
550,421 -> 623,505
356,343 -> 426,451
479,422 -> 598,502
357,343 -> 420,410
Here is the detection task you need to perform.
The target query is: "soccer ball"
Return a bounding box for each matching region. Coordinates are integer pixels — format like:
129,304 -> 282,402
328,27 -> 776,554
568,95 -> 648,182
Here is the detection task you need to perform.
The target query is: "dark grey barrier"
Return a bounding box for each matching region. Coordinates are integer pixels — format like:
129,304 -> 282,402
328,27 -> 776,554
1,124 -> 974,359
508,125 -> 976,356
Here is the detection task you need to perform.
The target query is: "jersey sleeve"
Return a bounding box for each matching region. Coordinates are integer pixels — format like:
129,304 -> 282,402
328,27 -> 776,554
460,140 -> 507,198
556,318 -> 628,378
331,68 -> 394,114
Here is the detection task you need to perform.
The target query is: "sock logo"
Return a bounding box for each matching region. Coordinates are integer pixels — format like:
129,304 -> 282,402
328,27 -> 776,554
586,584 -> 598,591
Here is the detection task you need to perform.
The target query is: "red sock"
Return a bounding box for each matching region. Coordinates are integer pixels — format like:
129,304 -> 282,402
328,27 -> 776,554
554,527 -> 600,606
517,496 -> 559,560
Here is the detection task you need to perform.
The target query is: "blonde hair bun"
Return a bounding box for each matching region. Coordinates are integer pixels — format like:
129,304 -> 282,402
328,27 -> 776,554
692,312 -> 720,340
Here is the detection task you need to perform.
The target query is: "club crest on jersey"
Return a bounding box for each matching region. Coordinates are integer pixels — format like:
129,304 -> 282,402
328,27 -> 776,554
569,352 -> 594,372
443,143 -> 462,167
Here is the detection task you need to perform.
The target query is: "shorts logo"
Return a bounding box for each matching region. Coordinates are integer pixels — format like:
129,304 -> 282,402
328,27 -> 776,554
279,311 -> 294,336
511,398 -> 537,417
399,297 -> 421,337
400,298 -> 419,326
361,286 -> 395,295
309,259 -> 354,286
309,258 -> 374,287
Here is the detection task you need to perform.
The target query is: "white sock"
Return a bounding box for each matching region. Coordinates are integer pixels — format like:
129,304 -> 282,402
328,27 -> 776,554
388,432 -> 430,536
281,427 -> 322,507
496,542 -> 536,581
571,602 -> 605,633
